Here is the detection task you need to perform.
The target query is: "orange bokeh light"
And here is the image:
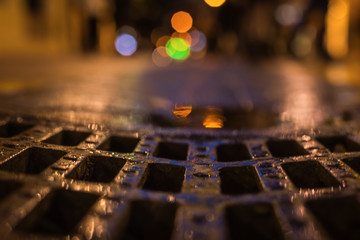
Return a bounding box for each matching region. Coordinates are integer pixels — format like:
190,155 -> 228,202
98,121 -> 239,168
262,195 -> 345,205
204,0 -> 226,7
171,11 -> 193,33
156,46 -> 168,57
172,104 -> 192,118
156,35 -> 171,48
171,32 -> 192,45
203,107 -> 224,128
203,115 -> 224,128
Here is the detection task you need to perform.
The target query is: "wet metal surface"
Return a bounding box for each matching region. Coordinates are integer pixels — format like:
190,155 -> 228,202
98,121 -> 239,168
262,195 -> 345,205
0,56 -> 360,239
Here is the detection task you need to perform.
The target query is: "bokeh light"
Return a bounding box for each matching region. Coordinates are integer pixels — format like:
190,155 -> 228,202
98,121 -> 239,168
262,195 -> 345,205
291,29 -> 314,57
189,30 -> 207,52
172,104 -> 192,118
204,0 -> 226,8
151,27 -> 166,46
115,33 -> 137,56
152,47 -> 173,67
166,37 -> 190,60
171,11 -> 193,33
328,0 -> 349,19
203,107 -> 224,128
117,25 -> 138,39
275,4 -> 302,26
326,0 -> 349,59
172,32 -> 192,46
156,35 -> 171,48
156,45 -> 169,57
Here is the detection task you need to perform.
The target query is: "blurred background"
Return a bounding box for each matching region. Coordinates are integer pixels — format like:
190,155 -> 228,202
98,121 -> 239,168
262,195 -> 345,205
0,0 -> 359,129
1,0 -> 359,61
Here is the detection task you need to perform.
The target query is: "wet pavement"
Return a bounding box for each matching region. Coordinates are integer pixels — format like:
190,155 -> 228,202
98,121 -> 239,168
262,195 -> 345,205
1,55 -> 360,239
0,55 -> 358,129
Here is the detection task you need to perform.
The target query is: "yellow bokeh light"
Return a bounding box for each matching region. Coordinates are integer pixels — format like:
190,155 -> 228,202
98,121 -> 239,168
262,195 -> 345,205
325,0 -> 349,59
171,11 -> 193,33
204,0 -> 226,7
172,104 -> 192,118
166,37 -> 190,60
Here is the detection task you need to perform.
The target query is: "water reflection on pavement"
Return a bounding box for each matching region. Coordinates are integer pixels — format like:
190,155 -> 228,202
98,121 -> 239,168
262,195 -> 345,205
0,56 -> 357,129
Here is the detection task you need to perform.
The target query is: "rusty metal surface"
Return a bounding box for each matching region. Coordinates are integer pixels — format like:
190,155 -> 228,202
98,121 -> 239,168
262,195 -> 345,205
0,56 -> 360,239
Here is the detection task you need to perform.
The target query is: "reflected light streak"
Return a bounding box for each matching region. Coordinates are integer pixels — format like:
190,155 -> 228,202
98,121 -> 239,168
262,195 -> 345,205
280,62 -> 324,126
325,0 -> 349,59
171,11 -> 193,33
172,104 -> 192,118
203,107 -> 224,128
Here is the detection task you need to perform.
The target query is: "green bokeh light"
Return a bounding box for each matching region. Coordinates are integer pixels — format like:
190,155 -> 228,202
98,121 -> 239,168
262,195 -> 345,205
165,37 -> 190,60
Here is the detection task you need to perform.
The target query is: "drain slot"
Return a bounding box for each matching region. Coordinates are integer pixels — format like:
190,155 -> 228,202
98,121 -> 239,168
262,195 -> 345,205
316,136 -> 360,153
216,143 -> 251,162
119,200 -> 178,240
306,196 -> 360,240
66,156 -> 126,183
15,189 -> 99,236
281,161 -> 340,189
97,136 -> 140,153
140,163 -> 185,193
219,166 -> 263,195
0,147 -> 67,174
342,157 -> 360,174
0,122 -> 34,138
225,203 -> 285,240
0,180 -> 23,201
266,139 -> 308,157
43,130 -> 90,146
153,141 -> 188,161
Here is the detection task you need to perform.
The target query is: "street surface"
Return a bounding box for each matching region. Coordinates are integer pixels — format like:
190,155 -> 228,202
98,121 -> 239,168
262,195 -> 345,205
0,54 -> 358,128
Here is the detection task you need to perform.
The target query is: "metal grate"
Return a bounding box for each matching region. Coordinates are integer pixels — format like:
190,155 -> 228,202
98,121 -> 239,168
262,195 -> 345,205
0,114 -> 359,240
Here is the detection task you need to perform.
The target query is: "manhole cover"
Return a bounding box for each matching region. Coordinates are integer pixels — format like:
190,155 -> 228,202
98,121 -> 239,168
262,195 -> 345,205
0,110 -> 358,240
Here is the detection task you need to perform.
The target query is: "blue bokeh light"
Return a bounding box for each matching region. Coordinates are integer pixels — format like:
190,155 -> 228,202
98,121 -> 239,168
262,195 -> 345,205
115,34 -> 137,56
190,30 -> 207,52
